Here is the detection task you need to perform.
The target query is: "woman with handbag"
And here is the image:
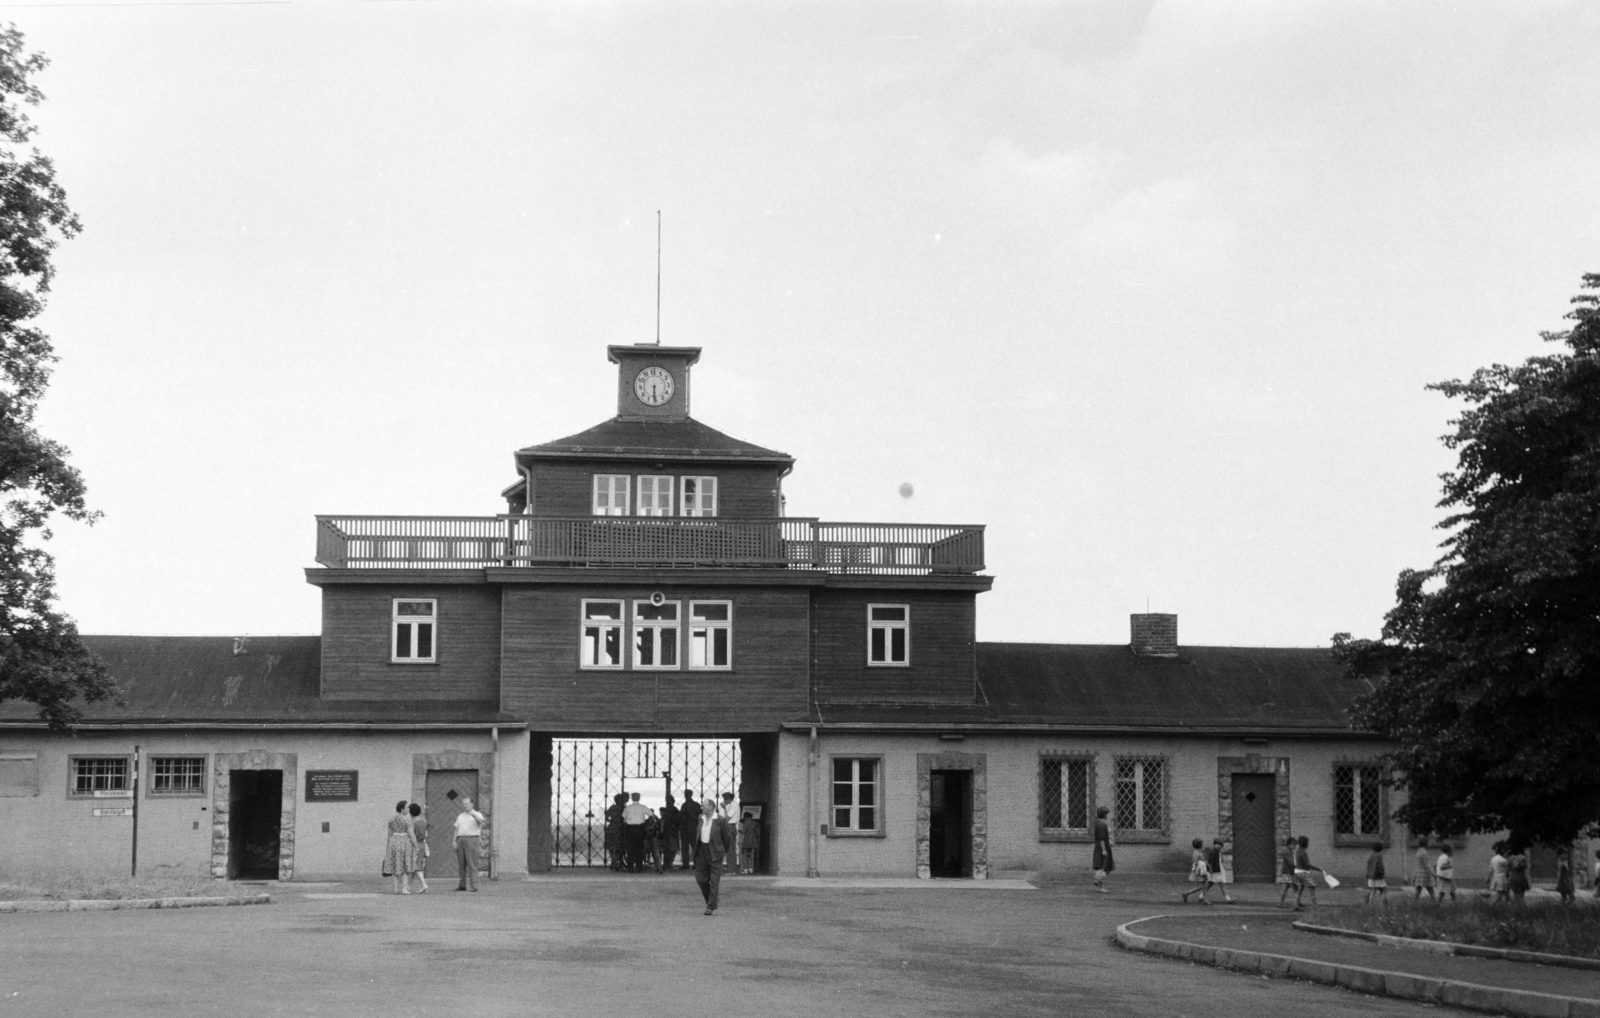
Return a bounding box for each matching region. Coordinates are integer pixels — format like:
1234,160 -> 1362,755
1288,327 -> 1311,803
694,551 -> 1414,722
384,800 -> 419,894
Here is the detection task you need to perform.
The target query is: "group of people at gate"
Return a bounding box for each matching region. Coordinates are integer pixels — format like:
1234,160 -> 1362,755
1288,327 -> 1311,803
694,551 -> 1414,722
603,788 -> 760,876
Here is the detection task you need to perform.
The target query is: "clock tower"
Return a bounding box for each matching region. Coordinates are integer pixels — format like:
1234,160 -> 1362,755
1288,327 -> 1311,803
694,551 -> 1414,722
608,344 -> 700,422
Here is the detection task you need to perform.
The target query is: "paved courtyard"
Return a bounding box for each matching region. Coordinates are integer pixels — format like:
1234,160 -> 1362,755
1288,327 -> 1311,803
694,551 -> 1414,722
0,874 -> 1466,1017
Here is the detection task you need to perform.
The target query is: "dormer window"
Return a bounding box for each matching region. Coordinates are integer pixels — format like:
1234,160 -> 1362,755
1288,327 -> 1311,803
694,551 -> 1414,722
593,475 -> 630,516
681,476 -> 717,517
392,599 -> 437,663
637,475 -> 673,517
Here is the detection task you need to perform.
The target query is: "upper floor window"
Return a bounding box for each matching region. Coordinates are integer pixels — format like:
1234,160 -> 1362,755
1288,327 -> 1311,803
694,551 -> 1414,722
392,599 -> 436,663
1335,763 -> 1386,842
70,756 -> 130,797
831,757 -> 880,834
681,476 -> 718,517
151,756 -> 207,796
581,599 -> 624,669
1112,755 -> 1167,837
633,599 -> 680,669
1040,754 -> 1095,840
688,600 -> 731,669
593,474 -> 630,516
867,604 -> 909,666
636,475 -> 673,517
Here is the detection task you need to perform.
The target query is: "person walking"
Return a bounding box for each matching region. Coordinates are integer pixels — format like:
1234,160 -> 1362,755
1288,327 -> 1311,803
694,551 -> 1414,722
1555,847 -> 1576,904
1205,838 -> 1235,903
1277,836 -> 1298,908
677,790 -> 702,871
384,800 -> 418,895
453,796 -> 487,891
621,792 -> 651,873
1292,835 -> 1323,910
691,795 -> 737,915
1364,843 -> 1388,904
1488,843 -> 1510,904
1434,842 -> 1457,902
408,802 -> 430,894
1507,847 -> 1530,903
1180,839 -> 1210,904
1411,842 -> 1435,901
1090,805 -> 1114,893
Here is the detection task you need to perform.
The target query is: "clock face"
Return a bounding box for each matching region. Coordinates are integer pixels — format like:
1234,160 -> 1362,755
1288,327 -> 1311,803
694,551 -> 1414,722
634,366 -> 675,407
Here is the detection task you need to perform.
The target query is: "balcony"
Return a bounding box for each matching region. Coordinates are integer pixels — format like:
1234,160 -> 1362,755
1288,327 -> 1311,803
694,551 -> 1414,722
314,516 -> 984,575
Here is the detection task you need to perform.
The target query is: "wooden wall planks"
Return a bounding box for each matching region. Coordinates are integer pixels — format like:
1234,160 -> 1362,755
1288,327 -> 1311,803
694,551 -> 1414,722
526,460 -> 785,518
811,589 -> 978,703
319,584 -> 502,701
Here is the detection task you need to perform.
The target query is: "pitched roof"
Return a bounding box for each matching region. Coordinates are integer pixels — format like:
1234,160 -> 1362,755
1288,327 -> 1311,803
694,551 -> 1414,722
515,417 -> 793,465
0,636 -> 521,728
800,642 -> 1365,735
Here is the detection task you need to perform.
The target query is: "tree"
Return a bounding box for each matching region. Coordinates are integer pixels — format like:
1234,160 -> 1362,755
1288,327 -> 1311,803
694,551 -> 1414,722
0,25 -> 116,730
1333,274 -> 1600,848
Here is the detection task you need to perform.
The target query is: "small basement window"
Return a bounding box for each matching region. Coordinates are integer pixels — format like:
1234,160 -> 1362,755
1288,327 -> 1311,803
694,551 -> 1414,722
392,599 -> 437,663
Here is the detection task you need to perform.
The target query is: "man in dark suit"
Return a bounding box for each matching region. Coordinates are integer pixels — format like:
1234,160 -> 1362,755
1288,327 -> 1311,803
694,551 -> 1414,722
692,798 -> 737,915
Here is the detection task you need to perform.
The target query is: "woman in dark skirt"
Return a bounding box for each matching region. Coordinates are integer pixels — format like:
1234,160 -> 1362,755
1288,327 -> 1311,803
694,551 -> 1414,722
1091,805 -> 1114,893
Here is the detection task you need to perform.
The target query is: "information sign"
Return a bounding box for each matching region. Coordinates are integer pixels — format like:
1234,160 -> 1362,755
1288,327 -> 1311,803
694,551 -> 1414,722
305,770 -> 359,802
92,807 -> 133,817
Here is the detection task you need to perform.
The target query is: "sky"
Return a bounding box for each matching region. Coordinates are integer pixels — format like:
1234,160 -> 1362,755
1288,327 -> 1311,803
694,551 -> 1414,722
10,0 -> 1599,646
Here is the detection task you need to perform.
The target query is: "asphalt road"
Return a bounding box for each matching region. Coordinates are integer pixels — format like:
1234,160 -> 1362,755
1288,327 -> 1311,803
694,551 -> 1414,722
0,873 -> 1459,1017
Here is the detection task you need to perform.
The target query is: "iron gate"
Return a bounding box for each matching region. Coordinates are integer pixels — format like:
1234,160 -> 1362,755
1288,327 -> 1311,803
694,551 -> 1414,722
551,739 -> 740,868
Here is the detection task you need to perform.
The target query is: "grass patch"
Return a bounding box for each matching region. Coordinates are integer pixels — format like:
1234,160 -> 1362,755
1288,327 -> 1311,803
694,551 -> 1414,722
1323,897 -> 1600,960
0,865 -> 249,902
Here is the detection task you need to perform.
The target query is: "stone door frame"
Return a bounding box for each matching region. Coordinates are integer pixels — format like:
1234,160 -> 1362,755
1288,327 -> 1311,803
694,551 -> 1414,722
915,751 -> 988,880
1216,755 -> 1290,861
211,751 -> 299,881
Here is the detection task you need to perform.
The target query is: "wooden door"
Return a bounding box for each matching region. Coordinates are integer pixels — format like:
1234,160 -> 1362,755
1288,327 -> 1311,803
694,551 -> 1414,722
1230,774 -> 1276,881
424,770 -> 479,878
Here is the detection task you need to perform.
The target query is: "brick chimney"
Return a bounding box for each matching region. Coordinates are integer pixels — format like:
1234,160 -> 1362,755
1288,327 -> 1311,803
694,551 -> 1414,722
1130,613 -> 1178,657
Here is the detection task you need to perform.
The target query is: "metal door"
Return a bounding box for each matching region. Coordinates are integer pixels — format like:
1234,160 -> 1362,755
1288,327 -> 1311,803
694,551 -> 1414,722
424,769 -> 479,878
551,739 -> 740,867
1230,774 -> 1276,881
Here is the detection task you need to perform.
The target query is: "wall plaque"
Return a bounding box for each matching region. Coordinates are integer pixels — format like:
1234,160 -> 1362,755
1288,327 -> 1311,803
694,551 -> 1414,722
305,770 -> 359,802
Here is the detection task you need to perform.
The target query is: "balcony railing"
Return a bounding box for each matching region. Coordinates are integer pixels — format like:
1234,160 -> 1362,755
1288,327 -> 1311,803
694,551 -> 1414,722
314,516 -> 984,575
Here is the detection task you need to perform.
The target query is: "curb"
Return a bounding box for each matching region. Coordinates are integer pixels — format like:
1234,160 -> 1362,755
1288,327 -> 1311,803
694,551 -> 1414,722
0,893 -> 271,914
1115,915 -> 1600,1018
1293,921 -> 1600,972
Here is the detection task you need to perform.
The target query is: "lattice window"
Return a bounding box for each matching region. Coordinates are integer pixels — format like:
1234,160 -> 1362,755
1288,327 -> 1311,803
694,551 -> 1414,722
1334,763 -> 1385,840
1112,756 -> 1166,834
1040,754 -> 1095,840
831,757 -> 880,833
71,757 -> 129,795
151,756 -> 206,795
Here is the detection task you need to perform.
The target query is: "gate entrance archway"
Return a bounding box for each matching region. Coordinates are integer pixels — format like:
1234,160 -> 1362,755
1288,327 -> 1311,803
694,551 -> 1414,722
551,739 -> 740,868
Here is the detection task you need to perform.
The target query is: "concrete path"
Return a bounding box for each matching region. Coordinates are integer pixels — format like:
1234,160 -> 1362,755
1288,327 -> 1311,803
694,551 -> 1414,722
0,873 -> 1486,1018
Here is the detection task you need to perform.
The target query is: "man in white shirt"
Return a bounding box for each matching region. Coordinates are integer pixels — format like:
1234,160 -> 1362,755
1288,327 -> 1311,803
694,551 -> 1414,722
693,794 -> 737,915
452,797 -> 486,891
620,792 -> 652,873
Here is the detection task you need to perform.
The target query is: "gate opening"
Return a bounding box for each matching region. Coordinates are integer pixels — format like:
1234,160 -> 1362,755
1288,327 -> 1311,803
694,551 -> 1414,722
228,769 -> 283,880
551,739 -> 740,868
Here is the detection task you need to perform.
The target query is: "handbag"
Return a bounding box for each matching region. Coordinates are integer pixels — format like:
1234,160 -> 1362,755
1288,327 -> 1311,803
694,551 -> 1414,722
382,856 -> 394,877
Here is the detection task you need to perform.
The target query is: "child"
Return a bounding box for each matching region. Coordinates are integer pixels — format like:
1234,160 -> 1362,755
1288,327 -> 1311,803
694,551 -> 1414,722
738,811 -> 760,875
1180,838 -> 1210,904
1488,842 -> 1510,904
1434,842 -> 1457,901
1593,848 -> 1600,900
1411,842 -> 1435,901
1277,836 -> 1298,908
1554,847 -> 1575,905
1292,835 -> 1323,910
1205,838 -> 1235,903
1507,848 -> 1530,903
1364,842 -> 1388,905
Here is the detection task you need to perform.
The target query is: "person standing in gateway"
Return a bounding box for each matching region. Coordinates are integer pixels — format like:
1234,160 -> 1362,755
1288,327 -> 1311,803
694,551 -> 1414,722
1091,805 -> 1114,893
453,796 -> 487,891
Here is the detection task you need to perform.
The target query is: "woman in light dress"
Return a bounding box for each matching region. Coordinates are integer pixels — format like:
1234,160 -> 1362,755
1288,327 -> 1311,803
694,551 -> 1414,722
384,799 -> 420,894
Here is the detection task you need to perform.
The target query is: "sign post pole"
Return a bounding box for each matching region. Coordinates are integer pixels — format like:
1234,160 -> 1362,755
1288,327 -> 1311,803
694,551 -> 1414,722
131,745 -> 140,877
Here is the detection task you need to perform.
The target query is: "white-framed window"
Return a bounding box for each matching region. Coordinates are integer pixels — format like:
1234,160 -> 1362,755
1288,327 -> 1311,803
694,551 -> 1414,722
1040,754 -> 1095,840
680,476 -> 718,517
636,475 -> 673,516
867,604 -> 909,666
1335,763 -> 1386,841
392,599 -> 437,663
1112,756 -> 1166,835
580,599 -> 625,669
633,599 -> 680,669
830,757 -> 881,834
593,474 -> 630,516
150,756 -> 207,796
688,600 -> 732,669
70,756 -> 130,797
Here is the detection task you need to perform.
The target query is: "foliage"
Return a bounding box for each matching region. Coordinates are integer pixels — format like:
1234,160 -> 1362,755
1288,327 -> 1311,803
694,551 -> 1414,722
0,865 -> 245,901
1325,899 -> 1600,960
0,24 -> 115,729
1333,274 -> 1600,847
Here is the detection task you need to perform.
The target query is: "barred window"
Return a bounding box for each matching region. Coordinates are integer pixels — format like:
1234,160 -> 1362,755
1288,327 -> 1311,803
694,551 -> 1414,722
71,757 -> 129,796
831,757 -> 880,833
1113,756 -> 1165,833
1041,756 -> 1092,836
1335,764 -> 1384,837
151,756 -> 206,795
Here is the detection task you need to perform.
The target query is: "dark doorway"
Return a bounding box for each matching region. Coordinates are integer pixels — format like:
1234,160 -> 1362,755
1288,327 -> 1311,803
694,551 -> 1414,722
228,770 -> 283,880
425,769 -> 479,879
929,770 -> 971,878
1230,774 -> 1277,881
